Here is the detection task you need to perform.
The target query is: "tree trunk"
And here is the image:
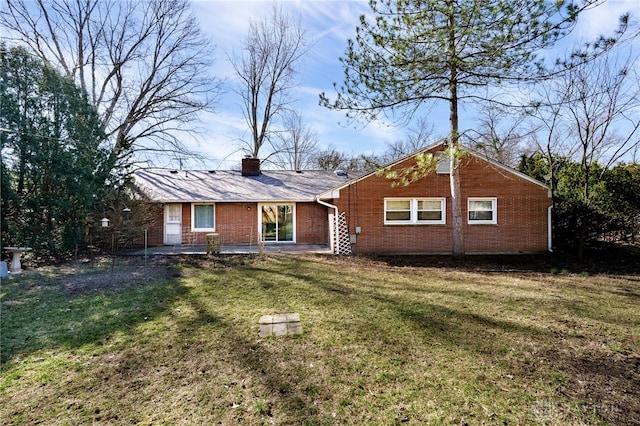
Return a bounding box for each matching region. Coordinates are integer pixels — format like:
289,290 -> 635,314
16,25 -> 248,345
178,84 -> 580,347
450,146 -> 464,258
448,6 -> 464,258
576,161 -> 591,261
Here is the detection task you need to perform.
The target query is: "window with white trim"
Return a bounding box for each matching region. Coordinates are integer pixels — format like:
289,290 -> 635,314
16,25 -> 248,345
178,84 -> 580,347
468,198 -> 497,224
384,198 -> 446,224
192,203 -> 215,231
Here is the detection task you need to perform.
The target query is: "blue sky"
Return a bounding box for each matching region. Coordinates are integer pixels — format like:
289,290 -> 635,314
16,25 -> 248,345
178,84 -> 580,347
188,0 -> 639,170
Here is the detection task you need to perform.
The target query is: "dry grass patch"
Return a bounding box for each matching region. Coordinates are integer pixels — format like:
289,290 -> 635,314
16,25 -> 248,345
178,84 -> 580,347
1,254 -> 638,425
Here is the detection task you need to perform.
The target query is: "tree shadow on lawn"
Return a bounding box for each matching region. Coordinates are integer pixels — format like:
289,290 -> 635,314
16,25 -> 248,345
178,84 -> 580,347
7,255 -> 633,424
184,260 -> 533,423
248,258 -> 639,424
0,258 -> 336,424
368,285 -> 639,424
347,276 -> 638,424
181,294 -> 334,424
0,263 -> 187,365
254,259 -> 551,344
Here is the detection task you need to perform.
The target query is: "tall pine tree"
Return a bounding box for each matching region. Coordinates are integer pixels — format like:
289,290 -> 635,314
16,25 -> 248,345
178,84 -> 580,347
321,0 -> 627,257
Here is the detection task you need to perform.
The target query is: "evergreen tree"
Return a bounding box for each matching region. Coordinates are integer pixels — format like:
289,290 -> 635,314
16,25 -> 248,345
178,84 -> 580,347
321,0 -> 626,257
518,154 -> 640,252
1,45 -> 112,258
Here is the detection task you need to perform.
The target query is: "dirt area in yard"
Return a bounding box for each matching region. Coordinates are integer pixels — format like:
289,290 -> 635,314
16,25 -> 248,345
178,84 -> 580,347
20,256 -> 182,297
21,254 -> 254,298
552,344 -> 640,426
367,244 -> 640,275
18,247 -> 640,425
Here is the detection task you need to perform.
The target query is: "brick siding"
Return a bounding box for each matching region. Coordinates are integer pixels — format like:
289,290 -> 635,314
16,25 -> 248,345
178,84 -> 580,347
146,201 -> 330,246
295,202 -> 332,244
215,203 -> 260,245
142,148 -> 549,254
333,150 -> 551,254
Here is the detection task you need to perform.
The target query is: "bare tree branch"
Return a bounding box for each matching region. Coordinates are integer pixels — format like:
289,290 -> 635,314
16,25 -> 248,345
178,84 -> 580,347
228,3 -> 309,159
2,0 -> 221,169
464,105 -> 537,167
269,110 -> 318,170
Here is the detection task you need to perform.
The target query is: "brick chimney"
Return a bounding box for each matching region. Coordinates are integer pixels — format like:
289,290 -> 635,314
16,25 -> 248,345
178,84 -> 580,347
241,157 -> 261,176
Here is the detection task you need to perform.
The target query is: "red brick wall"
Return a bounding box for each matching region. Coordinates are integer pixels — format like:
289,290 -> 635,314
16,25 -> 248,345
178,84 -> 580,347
333,151 -> 551,254
296,202 -> 331,244
215,203 -> 260,245
147,202 -> 331,246
181,203 -> 191,232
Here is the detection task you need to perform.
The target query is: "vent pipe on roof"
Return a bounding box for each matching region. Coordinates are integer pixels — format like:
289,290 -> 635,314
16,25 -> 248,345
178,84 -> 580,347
242,157 -> 261,176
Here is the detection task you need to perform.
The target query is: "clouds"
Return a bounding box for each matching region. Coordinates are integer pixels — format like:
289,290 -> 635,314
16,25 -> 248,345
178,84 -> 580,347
189,0 -> 378,167
188,0 -> 638,170
575,0 -> 639,40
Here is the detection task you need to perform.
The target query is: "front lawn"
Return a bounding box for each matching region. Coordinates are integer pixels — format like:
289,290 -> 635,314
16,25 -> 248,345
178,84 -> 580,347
1,255 -> 638,425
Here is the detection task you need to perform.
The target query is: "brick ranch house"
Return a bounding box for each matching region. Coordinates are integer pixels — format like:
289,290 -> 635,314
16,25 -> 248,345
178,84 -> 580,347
133,142 -> 552,254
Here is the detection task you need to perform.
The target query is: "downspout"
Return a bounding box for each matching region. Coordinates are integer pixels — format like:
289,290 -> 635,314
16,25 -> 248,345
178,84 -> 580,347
316,196 -> 340,255
548,205 -> 553,253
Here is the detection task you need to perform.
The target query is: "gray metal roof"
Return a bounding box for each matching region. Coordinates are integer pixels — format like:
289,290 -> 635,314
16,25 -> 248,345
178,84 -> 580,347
133,169 -> 349,203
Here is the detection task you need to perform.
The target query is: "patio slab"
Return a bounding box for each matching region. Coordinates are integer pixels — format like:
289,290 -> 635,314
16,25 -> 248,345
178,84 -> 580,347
127,244 -> 332,256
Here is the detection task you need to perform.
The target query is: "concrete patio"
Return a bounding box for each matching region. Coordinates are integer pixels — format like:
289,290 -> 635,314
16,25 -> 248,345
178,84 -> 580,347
126,243 -> 332,256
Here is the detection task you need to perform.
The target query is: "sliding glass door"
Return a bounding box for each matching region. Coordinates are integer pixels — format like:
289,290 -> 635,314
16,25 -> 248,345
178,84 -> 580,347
260,204 -> 294,242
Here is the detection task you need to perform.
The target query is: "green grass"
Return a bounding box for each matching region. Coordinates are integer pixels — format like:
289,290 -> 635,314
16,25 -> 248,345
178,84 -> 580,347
1,255 -> 638,425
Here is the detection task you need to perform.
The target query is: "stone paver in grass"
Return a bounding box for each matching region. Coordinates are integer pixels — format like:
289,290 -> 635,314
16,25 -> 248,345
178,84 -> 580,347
258,312 -> 302,337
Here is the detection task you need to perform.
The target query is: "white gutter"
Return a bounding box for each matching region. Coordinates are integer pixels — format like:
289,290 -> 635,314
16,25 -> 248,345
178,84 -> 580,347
316,197 -> 340,255
548,205 -> 553,253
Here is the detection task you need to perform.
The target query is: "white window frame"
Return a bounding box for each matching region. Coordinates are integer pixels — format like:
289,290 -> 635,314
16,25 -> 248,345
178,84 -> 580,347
468,197 -> 497,225
191,203 -> 215,232
384,198 -> 446,225
384,198 -> 412,224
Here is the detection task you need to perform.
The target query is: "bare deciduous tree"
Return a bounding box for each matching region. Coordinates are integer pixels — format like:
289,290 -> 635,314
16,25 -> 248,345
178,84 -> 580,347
384,118 -> 436,160
270,110 -> 318,170
315,146 -> 346,171
229,4 -> 309,159
314,146 -> 368,174
465,105 -> 536,167
1,0 -> 220,169
528,81 -> 573,251
531,48 -> 640,258
565,50 -> 640,259
564,52 -> 640,171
